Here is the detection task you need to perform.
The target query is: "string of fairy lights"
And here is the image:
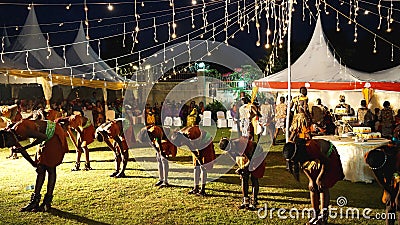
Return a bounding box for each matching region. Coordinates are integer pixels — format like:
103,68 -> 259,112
1,0 -> 262,83
263,0 -> 400,74
0,0 -> 399,87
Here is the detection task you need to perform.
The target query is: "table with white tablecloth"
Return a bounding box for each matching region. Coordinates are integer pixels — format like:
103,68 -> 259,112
316,136 -> 390,183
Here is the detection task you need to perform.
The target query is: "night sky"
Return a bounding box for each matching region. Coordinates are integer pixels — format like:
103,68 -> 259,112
0,0 -> 399,73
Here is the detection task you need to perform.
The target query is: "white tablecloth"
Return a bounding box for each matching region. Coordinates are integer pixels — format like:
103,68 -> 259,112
316,136 -> 390,183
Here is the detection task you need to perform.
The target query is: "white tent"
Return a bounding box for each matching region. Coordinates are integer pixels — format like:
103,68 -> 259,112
0,6 -> 125,88
66,22 -> 125,83
0,7 -> 126,104
8,6 -> 77,77
254,17 -> 369,91
0,26 -> 39,91
254,17 -> 400,110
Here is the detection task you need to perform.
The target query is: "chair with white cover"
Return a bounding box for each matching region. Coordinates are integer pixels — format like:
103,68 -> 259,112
202,111 -> 212,126
164,116 -> 173,126
83,110 -> 94,124
217,111 -> 227,128
106,110 -> 115,121
226,110 -> 234,128
173,117 -> 182,127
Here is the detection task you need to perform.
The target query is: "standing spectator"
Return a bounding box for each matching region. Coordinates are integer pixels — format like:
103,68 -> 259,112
379,101 -> 395,138
180,101 -> 189,127
90,92 -> 98,105
394,109 -> 400,126
311,98 -> 328,134
289,87 -> 311,142
357,100 -> 374,127
373,108 -> 381,132
259,98 -> 274,138
71,99 -> 84,116
198,102 -> 205,115
273,96 -> 287,145
153,102 -> 161,125
94,101 -> 105,126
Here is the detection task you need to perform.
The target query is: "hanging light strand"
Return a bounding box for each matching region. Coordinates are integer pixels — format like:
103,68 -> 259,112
191,9 -> 195,28
153,18 -> 158,42
15,0 -> 259,77
84,0 -> 89,40
98,40 -> 101,59
171,0 -> 177,39
391,44 -> 394,61
123,22 -> 126,47
377,0 -> 382,29
46,33 -> 52,59
0,36 -> 4,63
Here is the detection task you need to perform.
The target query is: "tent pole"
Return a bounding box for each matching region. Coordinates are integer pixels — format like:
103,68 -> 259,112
285,0 -> 294,142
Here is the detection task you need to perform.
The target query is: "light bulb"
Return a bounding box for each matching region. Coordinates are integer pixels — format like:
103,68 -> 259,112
192,0 -> 197,5
107,3 -> 114,11
172,33 -> 177,39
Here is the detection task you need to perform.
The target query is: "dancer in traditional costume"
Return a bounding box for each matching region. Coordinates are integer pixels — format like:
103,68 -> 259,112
171,125 -> 215,196
289,87 -> 311,142
219,137 -> 266,210
95,119 -> 131,178
137,125 -> 177,188
0,119 -> 69,212
283,139 -> 344,225
365,147 -> 400,225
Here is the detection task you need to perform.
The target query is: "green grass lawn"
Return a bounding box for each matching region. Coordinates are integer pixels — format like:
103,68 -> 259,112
0,128 -> 390,225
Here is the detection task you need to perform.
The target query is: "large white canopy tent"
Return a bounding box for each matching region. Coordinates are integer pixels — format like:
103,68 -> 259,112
254,17 -> 400,111
0,6 -> 127,106
66,22 -> 127,109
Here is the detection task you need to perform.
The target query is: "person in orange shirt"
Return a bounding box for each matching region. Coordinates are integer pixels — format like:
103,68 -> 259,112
0,119 -> 69,212
289,87 -> 311,142
283,139 -> 344,225
67,114 -> 95,171
219,137 -> 266,210
171,126 -> 215,196
95,120 -> 130,178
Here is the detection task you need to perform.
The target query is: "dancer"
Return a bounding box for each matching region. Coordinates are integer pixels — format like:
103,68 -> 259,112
0,119 -> 69,212
171,125 -> 216,196
365,147 -> 400,225
283,139 -> 344,225
68,114 -> 95,171
95,120 -> 130,178
137,125 -> 177,187
219,137 -> 266,210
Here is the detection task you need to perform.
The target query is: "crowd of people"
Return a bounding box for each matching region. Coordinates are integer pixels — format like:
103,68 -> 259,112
2,92 -> 128,128
144,100 -> 205,127
2,88 -> 400,225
